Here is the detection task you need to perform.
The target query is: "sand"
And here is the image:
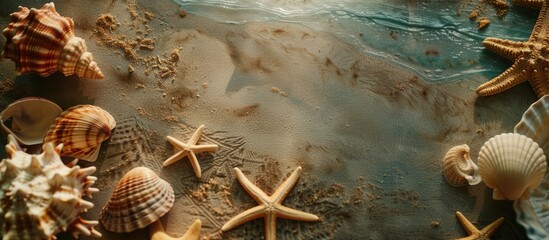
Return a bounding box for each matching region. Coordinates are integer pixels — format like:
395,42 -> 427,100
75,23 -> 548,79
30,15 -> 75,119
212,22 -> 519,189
0,0 -> 537,239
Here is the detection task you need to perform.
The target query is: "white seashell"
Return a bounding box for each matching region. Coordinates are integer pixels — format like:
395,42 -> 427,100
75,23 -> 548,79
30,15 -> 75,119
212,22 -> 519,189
514,95 -> 549,156
100,167 -> 175,233
478,133 -> 547,200
0,97 -> 62,145
43,105 -> 116,162
0,134 -> 101,239
442,144 -> 482,186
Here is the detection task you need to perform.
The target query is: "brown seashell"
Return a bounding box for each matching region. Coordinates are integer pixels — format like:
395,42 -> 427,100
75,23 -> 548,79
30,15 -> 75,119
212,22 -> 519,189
1,2 -> 103,79
44,105 -> 116,162
442,144 -> 482,187
100,167 -> 175,233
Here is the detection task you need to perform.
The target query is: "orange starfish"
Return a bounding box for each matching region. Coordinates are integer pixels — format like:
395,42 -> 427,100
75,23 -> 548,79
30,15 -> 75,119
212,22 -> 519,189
455,211 -> 504,240
222,166 -> 319,240
477,0 -> 549,97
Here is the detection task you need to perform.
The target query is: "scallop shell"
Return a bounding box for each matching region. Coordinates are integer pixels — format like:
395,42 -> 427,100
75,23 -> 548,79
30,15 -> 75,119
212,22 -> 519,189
0,134 -> 101,239
43,105 -> 116,162
0,97 -> 62,145
99,167 -> 175,233
1,2 -> 103,79
442,144 -> 482,186
478,133 -> 547,200
514,95 -> 549,157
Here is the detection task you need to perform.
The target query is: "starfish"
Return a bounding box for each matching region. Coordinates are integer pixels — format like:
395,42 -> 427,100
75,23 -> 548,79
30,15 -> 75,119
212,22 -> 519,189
455,211 -> 504,240
163,125 -> 218,178
150,219 -> 201,240
477,0 -> 549,97
222,166 -> 319,240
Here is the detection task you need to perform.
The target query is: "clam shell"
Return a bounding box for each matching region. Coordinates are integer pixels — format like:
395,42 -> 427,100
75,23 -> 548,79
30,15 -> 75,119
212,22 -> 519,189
43,105 -> 116,162
1,2 -> 103,79
99,167 -> 175,233
478,133 -> 547,200
442,144 -> 481,186
514,95 -> 549,158
0,97 -> 62,145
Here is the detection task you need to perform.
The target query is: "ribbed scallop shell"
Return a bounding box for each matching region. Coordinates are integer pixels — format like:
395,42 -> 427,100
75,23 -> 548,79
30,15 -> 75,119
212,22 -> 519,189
0,135 -> 101,239
99,167 -> 175,233
43,105 -> 116,162
515,95 -> 549,156
442,144 -> 482,186
0,97 -> 62,145
478,133 -> 547,200
1,2 -> 103,79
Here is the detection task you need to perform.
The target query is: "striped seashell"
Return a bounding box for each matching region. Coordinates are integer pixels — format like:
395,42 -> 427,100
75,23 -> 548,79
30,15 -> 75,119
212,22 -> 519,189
44,105 -> 116,162
0,97 -> 62,145
515,95 -> 549,156
479,133 -> 547,200
99,167 -> 175,233
0,135 -> 101,239
442,144 -> 482,187
1,2 -> 103,79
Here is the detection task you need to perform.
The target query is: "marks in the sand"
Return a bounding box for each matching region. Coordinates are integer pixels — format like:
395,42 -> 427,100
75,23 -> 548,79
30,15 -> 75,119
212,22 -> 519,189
232,103 -> 260,117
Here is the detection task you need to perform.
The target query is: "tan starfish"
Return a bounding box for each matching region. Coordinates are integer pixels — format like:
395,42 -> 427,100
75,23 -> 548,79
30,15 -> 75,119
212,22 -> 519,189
150,219 -> 201,240
163,125 -> 218,178
222,166 -> 319,240
455,211 -> 504,240
477,0 -> 549,97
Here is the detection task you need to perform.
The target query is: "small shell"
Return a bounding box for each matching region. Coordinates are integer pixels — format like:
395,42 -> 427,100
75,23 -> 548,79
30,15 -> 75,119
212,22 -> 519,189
515,95 -> 549,156
0,97 -> 62,145
442,144 -> 482,186
43,105 -> 116,162
1,3 -> 103,79
100,167 -> 175,233
478,133 -> 547,200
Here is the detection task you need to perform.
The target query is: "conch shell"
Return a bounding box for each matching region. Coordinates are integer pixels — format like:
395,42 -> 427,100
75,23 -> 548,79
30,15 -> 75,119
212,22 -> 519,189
442,144 -> 482,186
0,97 -> 62,145
0,134 -> 101,239
2,2 -> 104,79
44,105 -> 116,162
100,167 -> 175,233
478,133 -> 547,200
515,95 -> 549,155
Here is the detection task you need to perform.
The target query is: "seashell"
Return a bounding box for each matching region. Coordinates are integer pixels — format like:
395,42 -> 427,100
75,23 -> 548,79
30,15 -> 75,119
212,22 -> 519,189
1,2 -> 104,79
0,134 -> 101,239
478,133 -> 547,200
100,167 -> 175,233
44,105 -> 116,162
0,97 -> 62,145
442,144 -> 482,186
515,95 -> 549,156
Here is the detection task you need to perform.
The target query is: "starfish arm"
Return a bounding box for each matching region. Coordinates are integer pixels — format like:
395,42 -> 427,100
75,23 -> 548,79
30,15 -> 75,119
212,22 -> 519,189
163,151 -> 187,167
513,0 -> 544,9
167,136 -> 189,150
483,38 -> 530,61
180,219 -> 202,240
265,213 -> 277,240
275,204 -> 319,222
190,144 -> 219,153
188,151 -> 202,178
530,1 -> 549,42
188,125 -> 205,145
479,217 -> 504,238
476,61 -> 529,96
455,211 -> 480,235
150,220 -> 167,240
272,166 -> 303,203
222,205 -> 266,231
233,167 -> 271,204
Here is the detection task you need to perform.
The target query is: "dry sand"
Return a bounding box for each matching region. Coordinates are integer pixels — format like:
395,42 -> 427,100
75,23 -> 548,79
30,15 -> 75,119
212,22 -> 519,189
0,0 -> 537,239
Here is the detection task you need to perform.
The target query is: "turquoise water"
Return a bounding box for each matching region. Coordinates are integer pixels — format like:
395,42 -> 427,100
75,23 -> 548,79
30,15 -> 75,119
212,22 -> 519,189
175,0 -> 538,83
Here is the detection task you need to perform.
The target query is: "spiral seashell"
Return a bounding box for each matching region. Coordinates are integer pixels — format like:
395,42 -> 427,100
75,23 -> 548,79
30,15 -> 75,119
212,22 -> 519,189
442,144 -> 482,186
0,97 -> 62,145
478,133 -> 547,200
0,135 -> 101,239
100,167 -> 175,233
1,2 -> 104,79
44,105 -> 116,162
515,95 -> 549,156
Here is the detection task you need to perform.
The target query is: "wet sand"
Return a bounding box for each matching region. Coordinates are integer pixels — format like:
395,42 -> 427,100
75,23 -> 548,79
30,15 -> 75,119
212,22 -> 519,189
0,0 -> 536,239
